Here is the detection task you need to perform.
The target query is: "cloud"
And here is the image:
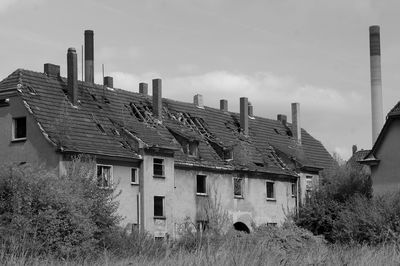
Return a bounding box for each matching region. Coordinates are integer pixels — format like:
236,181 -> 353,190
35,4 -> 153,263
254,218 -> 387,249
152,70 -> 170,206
0,0 -> 44,12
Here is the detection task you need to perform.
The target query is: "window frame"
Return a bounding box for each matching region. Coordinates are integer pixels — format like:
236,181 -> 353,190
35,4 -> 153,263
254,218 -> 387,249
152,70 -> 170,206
130,167 -> 139,185
153,196 -> 165,219
96,164 -> 113,189
153,158 -> 165,178
196,175 -> 207,196
291,182 -> 297,197
188,141 -> 198,157
233,177 -> 244,198
12,116 -> 27,142
266,180 -> 275,201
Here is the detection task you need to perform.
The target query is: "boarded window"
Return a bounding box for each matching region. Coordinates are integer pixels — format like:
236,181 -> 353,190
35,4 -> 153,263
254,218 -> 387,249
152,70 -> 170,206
13,117 -> 26,140
97,165 -> 112,188
197,175 -> 207,194
154,196 -> 164,217
266,181 -> 275,200
234,178 -> 244,198
153,158 -> 164,177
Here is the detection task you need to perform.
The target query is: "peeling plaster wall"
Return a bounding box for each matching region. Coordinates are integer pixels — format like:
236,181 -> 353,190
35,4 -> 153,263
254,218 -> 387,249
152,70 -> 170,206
371,119 -> 400,195
174,168 -> 297,235
0,96 -> 59,168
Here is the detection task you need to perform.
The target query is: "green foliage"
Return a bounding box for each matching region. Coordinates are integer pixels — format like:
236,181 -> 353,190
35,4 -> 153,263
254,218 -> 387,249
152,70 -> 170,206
0,156 -> 120,258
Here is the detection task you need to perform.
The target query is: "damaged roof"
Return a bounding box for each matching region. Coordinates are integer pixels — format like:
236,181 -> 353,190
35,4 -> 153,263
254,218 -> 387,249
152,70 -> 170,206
0,69 -> 334,176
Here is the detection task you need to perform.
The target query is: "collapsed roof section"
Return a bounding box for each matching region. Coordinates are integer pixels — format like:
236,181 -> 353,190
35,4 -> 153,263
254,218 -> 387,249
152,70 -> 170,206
0,68 -> 334,176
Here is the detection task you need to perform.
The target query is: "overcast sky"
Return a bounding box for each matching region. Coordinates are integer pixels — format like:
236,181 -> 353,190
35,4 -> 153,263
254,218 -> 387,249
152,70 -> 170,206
1,0 -> 399,160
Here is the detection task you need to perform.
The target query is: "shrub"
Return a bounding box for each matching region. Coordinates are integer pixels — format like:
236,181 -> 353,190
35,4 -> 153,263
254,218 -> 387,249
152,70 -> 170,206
0,155 -> 121,258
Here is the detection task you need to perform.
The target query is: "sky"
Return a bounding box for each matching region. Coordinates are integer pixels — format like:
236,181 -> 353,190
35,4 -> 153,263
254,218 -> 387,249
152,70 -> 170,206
1,0 -> 399,160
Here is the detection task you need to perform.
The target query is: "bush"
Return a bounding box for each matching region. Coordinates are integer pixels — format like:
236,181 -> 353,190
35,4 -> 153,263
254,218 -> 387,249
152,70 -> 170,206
0,155 -> 121,258
295,165 -> 372,243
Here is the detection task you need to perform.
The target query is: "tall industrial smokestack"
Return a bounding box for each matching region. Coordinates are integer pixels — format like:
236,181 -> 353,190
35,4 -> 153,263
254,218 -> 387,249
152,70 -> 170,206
369,25 -> 384,145
84,30 -> 94,83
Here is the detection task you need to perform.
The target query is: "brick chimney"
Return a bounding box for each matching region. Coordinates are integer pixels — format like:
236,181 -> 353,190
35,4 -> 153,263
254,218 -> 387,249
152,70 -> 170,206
152,79 -> 162,119
240,97 -> 249,135
67,48 -> 78,105
291,103 -> 301,144
277,114 -> 287,126
352,145 -> 358,155
139,83 -> 148,95
44,63 -> 60,77
84,30 -> 94,83
220,99 -> 228,112
103,76 -> 113,88
194,94 -> 204,108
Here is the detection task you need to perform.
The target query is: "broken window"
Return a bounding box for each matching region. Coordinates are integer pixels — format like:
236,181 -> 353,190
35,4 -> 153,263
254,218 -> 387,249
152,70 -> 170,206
233,178 -> 244,198
97,165 -> 112,188
154,196 -> 165,217
12,117 -> 27,141
266,181 -> 275,200
153,158 -> 165,177
196,220 -> 209,232
196,175 -> 207,195
188,142 -> 198,157
0,98 -> 10,107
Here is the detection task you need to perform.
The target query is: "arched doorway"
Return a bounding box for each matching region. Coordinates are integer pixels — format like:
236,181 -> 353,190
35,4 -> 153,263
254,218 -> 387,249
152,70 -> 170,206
233,222 -> 250,233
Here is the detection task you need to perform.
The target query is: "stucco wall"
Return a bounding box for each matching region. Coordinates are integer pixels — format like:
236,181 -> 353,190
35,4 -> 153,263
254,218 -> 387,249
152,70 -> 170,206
372,119 -> 400,195
0,96 -> 59,168
140,153 -> 175,238
174,168 -> 297,236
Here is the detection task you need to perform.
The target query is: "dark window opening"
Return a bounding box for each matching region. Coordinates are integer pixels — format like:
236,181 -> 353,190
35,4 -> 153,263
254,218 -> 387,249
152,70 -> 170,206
266,181 -> 275,200
234,178 -> 244,198
97,165 -> 112,188
0,98 -> 10,107
13,117 -> 27,140
153,158 -> 164,177
197,220 -> 209,232
188,142 -> 198,157
131,168 -> 138,184
223,149 -> 233,161
197,175 -> 207,194
254,162 -> 264,167
154,196 -> 164,217
291,182 -> 296,197
233,222 -> 250,233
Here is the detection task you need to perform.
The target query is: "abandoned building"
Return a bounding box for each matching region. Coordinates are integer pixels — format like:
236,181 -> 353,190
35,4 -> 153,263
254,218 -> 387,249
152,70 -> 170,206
0,30 -> 334,237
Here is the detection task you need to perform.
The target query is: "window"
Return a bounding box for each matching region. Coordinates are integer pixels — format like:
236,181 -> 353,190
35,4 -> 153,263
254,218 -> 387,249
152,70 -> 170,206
306,176 -> 313,190
234,178 -> 244,198
291,182 -> 297,197
196,220 -> 209,232
266,181 -> 275,200
223,149 -> 233,161
131,168 -> 138,185
12,117 -> 27,141
188,142 -> 198,157
153,158 -> 164,177
0,98 -> 10,107
97,165 -> 112,188
196,175 -> 207,195
154,196 -> 165,218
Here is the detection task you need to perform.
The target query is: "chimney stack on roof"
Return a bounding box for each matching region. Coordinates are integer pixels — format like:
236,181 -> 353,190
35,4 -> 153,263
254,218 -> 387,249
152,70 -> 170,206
84,30 -> 94,84
139,83 -> 148,95
152,79 -> 162,119
220,99 -> 228,112
248,102 -> 254,118
103,76 -> 113,88
67,48 -> 78,106
240,97 -> 249,135
369,25 -> 384,145
277,114 -> 287,126
194,94 -> 204,108
352,144 -> 358,155
44,63 -> 60,77
291,103 -> 301,144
